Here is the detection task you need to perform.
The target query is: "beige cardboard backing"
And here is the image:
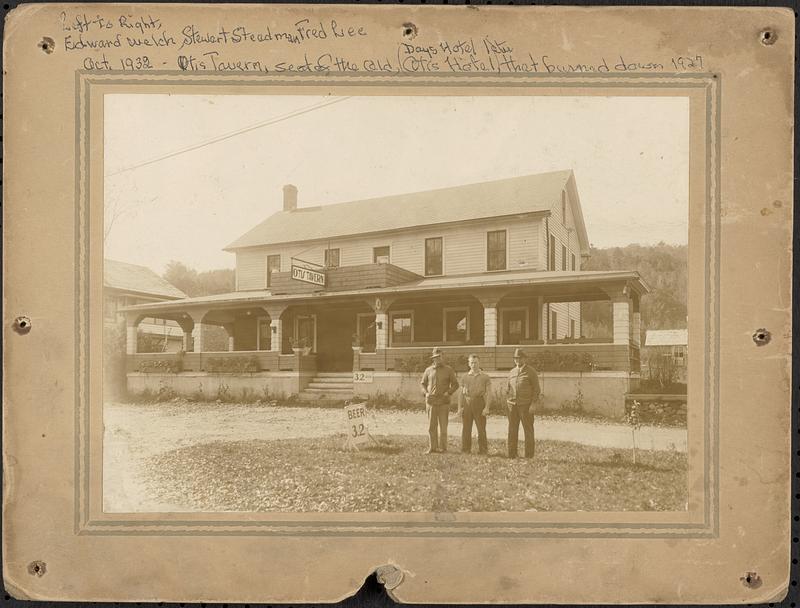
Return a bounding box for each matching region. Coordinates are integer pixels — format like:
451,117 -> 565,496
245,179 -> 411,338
2,4 -> 794,603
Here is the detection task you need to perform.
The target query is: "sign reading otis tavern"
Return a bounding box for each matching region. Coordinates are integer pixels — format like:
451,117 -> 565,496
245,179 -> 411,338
291,260 -> 326,286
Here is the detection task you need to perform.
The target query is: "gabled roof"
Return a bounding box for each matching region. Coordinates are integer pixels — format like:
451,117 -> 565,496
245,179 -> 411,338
645,329 -> 688,347
104,259 -> 187,300
226,170 -> 584,250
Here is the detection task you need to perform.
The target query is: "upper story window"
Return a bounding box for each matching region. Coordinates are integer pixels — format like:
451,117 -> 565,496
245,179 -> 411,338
373,246 -> 390,264
561,244 -> 567,271
487,230 -> 507,271
266,254 -> 281,287
425,237 -> 443,276
571,253 -> 576,271
324,248 -> 340,268
548,234 -> 556,270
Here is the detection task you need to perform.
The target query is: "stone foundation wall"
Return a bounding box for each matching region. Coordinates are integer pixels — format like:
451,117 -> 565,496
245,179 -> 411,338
353,371 -> 634,419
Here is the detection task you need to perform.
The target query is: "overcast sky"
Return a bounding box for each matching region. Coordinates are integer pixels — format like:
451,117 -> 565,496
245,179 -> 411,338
104,94 -> 689,273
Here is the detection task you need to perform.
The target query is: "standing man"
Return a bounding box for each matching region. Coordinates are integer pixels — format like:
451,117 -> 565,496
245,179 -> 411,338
460,354 -> 491,454
506,348 -> 540,459
420,347 -> 459,454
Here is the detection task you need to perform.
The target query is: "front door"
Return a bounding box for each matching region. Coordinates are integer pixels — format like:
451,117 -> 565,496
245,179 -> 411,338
295,315 -> 316,352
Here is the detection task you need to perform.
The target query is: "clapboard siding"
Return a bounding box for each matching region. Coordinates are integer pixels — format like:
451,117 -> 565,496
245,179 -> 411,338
236,218 -> 543,290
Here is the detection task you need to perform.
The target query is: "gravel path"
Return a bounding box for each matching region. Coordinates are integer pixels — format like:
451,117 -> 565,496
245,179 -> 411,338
103,401 -> 687,512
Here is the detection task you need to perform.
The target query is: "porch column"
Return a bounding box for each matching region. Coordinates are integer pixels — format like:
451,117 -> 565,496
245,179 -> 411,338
364,295 -> 397,351
186,309 -> 209,353
270,319 -> 282,352
476,291 -> 505,347
261,305 -> 288,353
223,323 -> 235,352
537,296 -> 545,343
375,312 -> 389,350
631,295 -> 641,347
182,331 -> 192,352
483,307 -> 498,347
192,324 -> 204,353
612,299 -> 631,344
177,316 -> 194,352
125,314 -> 141,355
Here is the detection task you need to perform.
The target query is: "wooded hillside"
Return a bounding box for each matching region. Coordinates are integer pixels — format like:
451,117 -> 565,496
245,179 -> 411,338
581,243 -> 688,337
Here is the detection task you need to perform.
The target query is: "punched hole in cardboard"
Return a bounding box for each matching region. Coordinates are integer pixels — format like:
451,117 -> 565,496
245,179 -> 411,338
760,29 -> 777,45
740,571 -> 762,589
13,316 -> 31,335
752,328 -> 771,346
27,561 -> 46,577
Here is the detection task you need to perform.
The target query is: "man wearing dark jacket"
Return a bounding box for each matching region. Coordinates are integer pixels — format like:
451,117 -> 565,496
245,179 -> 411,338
420,347 -> 459,454
506,348 -> 540,458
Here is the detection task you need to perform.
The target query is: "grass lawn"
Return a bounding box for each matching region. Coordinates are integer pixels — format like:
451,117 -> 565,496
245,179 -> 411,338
143,435 -> 687,512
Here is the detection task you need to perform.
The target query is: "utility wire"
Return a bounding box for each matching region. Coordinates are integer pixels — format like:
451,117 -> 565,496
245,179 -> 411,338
105,96 -> 352,178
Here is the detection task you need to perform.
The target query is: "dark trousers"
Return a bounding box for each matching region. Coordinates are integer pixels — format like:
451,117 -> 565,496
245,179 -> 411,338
461,399 -> 488,453
426,404 -> 449,451
507,403 -> 535,458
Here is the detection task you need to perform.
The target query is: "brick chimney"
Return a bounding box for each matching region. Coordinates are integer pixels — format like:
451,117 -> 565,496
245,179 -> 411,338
283,184 -> 298,212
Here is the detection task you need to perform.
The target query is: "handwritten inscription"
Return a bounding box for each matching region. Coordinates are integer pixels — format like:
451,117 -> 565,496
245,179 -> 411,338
57,10 -> 706,76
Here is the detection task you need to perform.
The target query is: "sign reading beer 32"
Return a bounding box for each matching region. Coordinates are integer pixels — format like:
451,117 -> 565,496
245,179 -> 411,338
344,402 -> 370,445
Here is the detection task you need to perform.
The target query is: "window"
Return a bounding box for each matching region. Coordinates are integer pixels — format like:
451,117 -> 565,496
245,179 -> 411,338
390,311 -> 414,345
570,319 -> 576,339
561,190 -> 567,224
550,310 -> 558,340
487,230 -> 507,271
500,308 -> 528,345
266,255 -> 281,287
571,253 -> 576,271
373,246 -> 390,264
443,308 -> 470,343
324,248 -> 340,268
425,237 -> 443,276
561,244 -> 567,271
549,234 -> 556,270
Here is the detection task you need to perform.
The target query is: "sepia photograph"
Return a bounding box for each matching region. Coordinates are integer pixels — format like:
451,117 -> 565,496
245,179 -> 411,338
102,93 -> 690,514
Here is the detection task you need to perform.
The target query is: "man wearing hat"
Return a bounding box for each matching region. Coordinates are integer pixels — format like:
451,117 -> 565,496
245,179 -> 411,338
419,347 -> 459,454
506,348 -> 541,458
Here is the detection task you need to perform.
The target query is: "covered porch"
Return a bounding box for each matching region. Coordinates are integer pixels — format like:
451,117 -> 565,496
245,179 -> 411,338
120,269 -> 647,376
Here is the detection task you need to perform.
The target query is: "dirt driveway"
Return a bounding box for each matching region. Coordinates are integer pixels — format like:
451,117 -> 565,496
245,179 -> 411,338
103,401 -> 687,512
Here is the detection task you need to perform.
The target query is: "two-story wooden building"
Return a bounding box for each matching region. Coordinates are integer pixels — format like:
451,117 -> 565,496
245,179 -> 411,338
122,170 -> 648,417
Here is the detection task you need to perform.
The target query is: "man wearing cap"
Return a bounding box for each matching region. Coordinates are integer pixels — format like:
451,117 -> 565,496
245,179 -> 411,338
506,348 -> 540,458
420,347 -> 459,454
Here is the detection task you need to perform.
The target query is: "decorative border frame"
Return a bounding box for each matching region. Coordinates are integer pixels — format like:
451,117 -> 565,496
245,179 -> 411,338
74,71 -> 720,538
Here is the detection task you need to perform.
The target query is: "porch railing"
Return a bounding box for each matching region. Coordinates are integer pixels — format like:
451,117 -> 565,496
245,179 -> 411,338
127,351 -> 311,373
358,343 -> 636,373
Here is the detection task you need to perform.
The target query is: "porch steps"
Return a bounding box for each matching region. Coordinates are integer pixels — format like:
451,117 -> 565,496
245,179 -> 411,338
298,372 -> 354,402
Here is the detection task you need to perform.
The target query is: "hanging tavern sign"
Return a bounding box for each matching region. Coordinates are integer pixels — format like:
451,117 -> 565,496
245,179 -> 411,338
290,258 -> 326,287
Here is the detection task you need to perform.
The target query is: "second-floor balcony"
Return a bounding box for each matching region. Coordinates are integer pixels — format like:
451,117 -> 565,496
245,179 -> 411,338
268,263 -> 422,295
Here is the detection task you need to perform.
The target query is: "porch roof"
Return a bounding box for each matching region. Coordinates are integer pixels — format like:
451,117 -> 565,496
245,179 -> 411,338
121,269 -> 649,315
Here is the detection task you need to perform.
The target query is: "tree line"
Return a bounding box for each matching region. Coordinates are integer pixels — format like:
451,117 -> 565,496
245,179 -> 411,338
581,242 -> 688,337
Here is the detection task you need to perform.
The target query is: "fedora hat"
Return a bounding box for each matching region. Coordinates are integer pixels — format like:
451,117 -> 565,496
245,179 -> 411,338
512,348 -> 527,359
431,347 -> 444,358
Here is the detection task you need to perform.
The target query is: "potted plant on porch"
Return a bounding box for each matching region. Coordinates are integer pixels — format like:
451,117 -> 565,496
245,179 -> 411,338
351,333 -> 362,353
